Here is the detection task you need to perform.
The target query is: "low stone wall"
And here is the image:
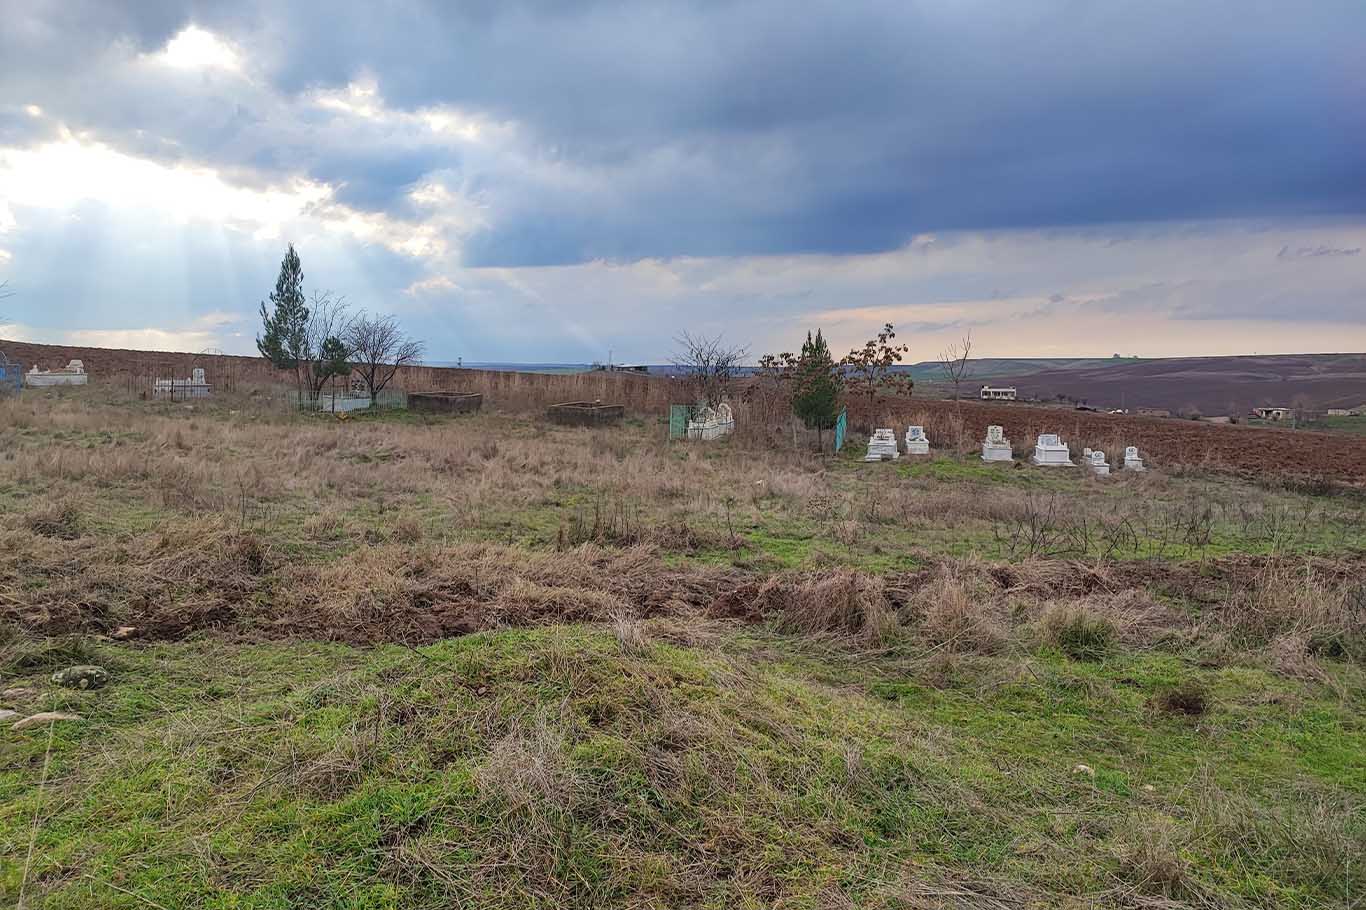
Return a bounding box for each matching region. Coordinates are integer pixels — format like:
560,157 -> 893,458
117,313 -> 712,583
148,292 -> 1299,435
0,338 -> 677,414
547,401 -> 625,427
408,392 -> 484,415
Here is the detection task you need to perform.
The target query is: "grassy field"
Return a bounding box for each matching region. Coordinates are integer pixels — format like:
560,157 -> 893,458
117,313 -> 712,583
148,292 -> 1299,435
1,388 -> 1364,908
1305,416 -> 1366,437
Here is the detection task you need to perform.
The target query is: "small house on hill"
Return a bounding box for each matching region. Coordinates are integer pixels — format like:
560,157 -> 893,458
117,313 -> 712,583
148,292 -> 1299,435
1252,406 -> 1293,421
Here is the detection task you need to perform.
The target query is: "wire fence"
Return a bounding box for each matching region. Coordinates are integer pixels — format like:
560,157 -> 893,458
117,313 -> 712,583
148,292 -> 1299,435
0,352 -> 21,396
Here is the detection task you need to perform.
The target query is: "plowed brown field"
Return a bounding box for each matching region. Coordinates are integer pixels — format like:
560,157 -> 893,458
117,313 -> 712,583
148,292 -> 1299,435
854,396 -> 1366,485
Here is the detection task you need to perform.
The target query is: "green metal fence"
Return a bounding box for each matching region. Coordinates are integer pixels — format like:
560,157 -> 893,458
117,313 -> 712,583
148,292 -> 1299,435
668,404 -> 698,439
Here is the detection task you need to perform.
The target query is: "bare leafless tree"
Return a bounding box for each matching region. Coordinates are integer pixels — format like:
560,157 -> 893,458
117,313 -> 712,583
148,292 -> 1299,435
344,312 -> 425,403
671,331 -> 749,409
299,291 -> 356,398
938,330 -> 973,400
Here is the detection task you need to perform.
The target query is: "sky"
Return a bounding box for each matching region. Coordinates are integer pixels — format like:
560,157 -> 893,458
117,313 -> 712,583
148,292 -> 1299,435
1,0 -> 1364,363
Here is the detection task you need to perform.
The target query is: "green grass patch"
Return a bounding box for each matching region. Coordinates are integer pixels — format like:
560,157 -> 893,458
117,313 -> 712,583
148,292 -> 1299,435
1,628 -> 1361,908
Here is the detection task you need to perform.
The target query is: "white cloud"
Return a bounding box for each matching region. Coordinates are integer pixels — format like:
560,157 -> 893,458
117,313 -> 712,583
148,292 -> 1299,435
150,26 -> 242,72
0,139 -> 327,230
0,137 -> 469,263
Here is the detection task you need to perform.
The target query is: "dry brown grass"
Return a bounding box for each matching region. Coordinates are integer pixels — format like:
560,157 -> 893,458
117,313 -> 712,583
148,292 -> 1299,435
4,392 -> 1366,681
1116,814 -> 1192,898
475,718 -> 581,809
909,562 -> 1007,654
769,571 -> 898,644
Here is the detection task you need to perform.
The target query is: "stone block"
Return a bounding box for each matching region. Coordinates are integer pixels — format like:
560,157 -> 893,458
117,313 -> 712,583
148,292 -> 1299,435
865,428 -> 900,461
981,425 -> 1013,462
1030,433 -> 1075,466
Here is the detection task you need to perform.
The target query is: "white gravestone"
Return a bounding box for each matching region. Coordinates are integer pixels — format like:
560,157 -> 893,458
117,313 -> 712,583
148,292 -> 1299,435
686,402 -> 736,440
864,428 -> 900,461
1123,445 -> 1146,472
1085,449 -> 1111,476
1031,433 -> 1075,466
981,425 -> 1013,462
153,367 -> 212,399
24,360 -> 89,387
903,425 -> 930,456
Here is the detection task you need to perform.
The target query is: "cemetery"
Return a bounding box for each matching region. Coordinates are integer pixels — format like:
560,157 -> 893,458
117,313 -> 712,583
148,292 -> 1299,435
980,424 -> 1012,461
903,425 -> 929,455
1030,433 -> 1075,466
408,391 -> 484,415
547,400 -> 626,427
2,380 -> 1364,910
152,367 -> 212,400
1123,445 -> 1146,471
863,427 -> 900,461
686,402 -> 735,440
24,359 -> 88,387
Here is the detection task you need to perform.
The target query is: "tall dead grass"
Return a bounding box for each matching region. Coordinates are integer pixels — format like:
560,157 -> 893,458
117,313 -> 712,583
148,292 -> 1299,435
766,572 -> 898,644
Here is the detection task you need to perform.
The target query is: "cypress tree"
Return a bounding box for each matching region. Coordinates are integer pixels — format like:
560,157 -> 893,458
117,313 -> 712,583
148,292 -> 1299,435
792,329 -> 842,449
257,244 -> 310,375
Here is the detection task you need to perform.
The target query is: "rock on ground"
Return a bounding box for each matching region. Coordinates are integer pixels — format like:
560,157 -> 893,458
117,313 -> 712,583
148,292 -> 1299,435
52,665 -> 110,690
12,711 -> 82,731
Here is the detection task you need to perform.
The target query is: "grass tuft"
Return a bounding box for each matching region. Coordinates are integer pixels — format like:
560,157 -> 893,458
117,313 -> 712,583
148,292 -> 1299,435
1039,602 -> 1117,660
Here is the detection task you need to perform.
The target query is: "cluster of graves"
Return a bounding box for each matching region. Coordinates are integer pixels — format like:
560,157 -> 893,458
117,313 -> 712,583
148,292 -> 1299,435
152,367 -> 212,400
686,402 -> 735,440
24,359 -> 88,387
863,424 -> 1147,474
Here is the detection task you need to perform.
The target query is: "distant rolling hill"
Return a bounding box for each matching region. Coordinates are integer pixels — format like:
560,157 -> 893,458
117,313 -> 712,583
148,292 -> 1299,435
954,353 -> 1366,415
901,356 -> 1141,384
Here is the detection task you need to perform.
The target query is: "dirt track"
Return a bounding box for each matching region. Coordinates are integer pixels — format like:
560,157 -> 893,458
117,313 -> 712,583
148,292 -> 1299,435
857,397 -> 1366,485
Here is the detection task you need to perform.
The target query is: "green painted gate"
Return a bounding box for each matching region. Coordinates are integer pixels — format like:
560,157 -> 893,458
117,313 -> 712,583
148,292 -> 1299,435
668,404 -> 697,439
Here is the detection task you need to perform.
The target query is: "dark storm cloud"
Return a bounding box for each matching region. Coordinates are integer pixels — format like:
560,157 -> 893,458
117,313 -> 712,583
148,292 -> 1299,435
4,0 -> 1366,269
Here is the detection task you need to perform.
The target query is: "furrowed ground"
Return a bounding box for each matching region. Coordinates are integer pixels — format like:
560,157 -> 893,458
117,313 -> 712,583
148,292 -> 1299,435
1,387 -> 1363,909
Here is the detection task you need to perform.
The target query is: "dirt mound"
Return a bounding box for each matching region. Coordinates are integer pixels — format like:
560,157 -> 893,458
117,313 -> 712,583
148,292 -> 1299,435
7,517 -> 1363,648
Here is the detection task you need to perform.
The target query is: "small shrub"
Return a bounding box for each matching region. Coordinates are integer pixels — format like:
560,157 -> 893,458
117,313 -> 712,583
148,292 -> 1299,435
24,503 -> 84,539
775,571 -> 898,644
610,611 -> 651,656
392,515 -> 425,544
917,570 -> 1006,654
1118,815 -> 1191,896
1041,603 -> 1116,661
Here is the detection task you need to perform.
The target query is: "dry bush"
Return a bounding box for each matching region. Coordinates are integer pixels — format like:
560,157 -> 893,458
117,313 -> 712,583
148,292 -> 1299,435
23,501 -> 84,539
391,515 -> 425,544
771,571 -> 898,644
1268,633 -> 1331,684
1211,563 -> 1365,667
610,610 -> 651,656
910,563 -> 1006,654
1069,588 -> 1188,649
1038,602 -> 1116,661
1116,814 -> 1192,897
